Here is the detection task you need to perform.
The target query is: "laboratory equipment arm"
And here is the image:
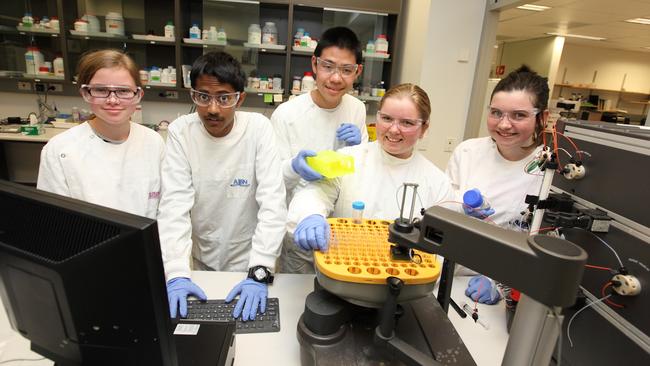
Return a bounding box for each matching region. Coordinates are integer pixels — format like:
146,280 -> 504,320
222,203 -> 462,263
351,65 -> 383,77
389,206 -> 587,308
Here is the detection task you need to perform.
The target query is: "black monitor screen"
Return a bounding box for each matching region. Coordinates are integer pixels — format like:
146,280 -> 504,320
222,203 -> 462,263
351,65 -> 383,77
0,180 -> 177,366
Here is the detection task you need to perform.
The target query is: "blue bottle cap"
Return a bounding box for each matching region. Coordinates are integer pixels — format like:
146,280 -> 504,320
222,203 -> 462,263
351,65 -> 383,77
463,188 -> 483,208
352,201 -> 365,210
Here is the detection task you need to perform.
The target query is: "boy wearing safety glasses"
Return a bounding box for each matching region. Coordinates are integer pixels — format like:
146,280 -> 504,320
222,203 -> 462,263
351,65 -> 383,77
271,26 -> 369,274
37,49 -> 164,219
157,51 -> 287,323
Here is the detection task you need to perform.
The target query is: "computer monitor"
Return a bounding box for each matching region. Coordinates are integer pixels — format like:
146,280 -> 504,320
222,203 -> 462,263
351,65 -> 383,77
0,180 -> 178,366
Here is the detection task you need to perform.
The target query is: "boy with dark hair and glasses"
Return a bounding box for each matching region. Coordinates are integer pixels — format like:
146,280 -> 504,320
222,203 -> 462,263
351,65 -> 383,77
37,49 -> 164,219
271,26 -> 369,274
157,51 -> 287,322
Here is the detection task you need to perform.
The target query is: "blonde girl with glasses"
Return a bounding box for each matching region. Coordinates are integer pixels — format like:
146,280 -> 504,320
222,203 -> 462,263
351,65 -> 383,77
285,83 -> 454,271
37,49 -> 165,219
446,65 -> 550,304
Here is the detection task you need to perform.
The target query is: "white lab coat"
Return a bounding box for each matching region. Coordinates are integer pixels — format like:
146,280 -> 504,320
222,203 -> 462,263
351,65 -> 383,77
37,122 -> 165,219
284,141 -> 454,272
446,137 -> 544,229
158,112 -> 287,281
271,92 -> 368,196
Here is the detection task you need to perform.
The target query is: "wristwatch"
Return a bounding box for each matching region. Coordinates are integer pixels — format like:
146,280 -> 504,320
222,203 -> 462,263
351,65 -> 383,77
247,265 -> 274,284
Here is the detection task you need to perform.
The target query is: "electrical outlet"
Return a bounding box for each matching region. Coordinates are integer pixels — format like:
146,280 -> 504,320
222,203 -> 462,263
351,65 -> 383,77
17,81 -> 32,91
35,83 -> 46,92
161,91 -> 178,99
48,83 -> 63,92
444,138 -> 457,152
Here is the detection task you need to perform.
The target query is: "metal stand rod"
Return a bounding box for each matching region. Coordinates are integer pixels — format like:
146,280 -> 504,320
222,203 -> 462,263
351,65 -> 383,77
503,154 -> 561,366
436,258 -> 455,313
409,183 -> 419,222
529,163 -> 556,233
378,277 -> 403,338
503,294 -> 562,366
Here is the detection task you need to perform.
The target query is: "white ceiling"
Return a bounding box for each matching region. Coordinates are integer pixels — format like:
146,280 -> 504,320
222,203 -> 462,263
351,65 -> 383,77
497,0 -> 650,53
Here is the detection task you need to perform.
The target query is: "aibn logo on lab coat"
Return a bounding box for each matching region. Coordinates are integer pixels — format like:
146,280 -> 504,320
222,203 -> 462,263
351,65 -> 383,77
230,178 -> 250,187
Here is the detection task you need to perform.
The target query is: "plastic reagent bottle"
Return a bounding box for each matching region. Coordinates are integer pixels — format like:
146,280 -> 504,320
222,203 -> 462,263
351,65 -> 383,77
301,71 -> 314,92
53,56 -> 64,77
217,27 -> 227,42
164,21 -> 174,38
248,24 -> 261,44
352,201 -> 365,224
262,22 -> 277,44
366,40 -> 375,54
375,34 -> 389,54
189,24 -> 201,39
463,188 -> 491,212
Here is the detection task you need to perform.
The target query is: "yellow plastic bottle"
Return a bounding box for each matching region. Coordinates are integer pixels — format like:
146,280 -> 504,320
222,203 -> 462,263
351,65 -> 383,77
306,150 -> 355,178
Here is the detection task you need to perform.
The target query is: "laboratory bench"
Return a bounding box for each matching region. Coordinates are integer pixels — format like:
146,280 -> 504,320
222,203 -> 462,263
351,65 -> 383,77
0,271 -> 509,366
0,125 -> 66,183
0,125 -> 166,184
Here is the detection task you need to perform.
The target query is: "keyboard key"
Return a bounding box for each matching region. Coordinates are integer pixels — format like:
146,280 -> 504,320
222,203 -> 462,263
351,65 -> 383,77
184,298 -> 280,334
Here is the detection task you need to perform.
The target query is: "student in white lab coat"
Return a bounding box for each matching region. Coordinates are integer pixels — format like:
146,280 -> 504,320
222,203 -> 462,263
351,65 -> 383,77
271,26 -> 368,273
287,83 -> 453,264
37,49 -> 164,219
158,51 -> 287,321
446,65 -> 549,304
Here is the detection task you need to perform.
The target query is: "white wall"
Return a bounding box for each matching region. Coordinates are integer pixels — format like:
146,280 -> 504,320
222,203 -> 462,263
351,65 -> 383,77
498,36 -> 557,77
399,0 -> 489,169
557,43 -> 650,94
394,0 -> 431,84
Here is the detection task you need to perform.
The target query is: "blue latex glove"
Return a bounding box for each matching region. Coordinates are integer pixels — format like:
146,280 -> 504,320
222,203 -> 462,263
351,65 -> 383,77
465,275 -> 501,305
463,205 -> 495,219
225,278 -> 267,321
167,277 -> 207,318
291,149 -> 323,181
294,214 -> 330,251
336,123 -> 362,146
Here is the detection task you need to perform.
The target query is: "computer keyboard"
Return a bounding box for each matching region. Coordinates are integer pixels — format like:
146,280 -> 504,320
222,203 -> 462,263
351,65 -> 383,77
184,298 -> 280,334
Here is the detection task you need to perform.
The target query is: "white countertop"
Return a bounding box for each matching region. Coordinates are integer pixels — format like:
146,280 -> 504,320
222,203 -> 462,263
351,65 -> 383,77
0,272 -> 508,366
0,126 -> 66,143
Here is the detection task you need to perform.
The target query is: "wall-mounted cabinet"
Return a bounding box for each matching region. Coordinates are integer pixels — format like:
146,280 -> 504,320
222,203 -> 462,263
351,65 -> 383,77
0,0 -> 402,106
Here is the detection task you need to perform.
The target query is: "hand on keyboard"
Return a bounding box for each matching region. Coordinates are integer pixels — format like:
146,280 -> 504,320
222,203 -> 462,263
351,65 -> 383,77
185,298 -> 280,334
167,277 -> 207,318
225,278 -> 267,321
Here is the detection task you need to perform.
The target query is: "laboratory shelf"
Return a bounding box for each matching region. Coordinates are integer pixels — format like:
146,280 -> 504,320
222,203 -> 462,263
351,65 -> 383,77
244,87 -> 284,95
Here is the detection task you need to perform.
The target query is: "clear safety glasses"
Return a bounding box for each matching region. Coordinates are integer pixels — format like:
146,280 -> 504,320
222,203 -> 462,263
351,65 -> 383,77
80,84 -> 142,105
376,111 -> 426,132
316,57 -> 359,78
190,89 -> 241,108
487,107 -> 540,123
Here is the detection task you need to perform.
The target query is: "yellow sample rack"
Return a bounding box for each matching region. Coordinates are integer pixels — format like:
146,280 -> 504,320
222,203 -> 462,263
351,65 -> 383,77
315,218 -> 441,285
